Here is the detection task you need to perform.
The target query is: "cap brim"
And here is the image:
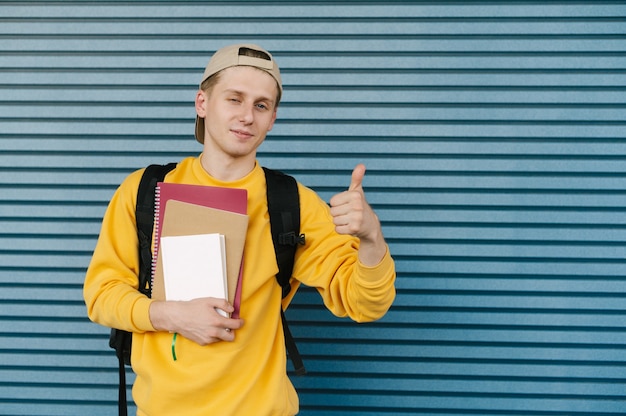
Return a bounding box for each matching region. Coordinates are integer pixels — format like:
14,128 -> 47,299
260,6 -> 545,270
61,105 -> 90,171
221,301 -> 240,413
195,116 -> 204,143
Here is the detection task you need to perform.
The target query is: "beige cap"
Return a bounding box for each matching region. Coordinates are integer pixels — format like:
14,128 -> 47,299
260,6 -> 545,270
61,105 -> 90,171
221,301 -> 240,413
195,44 -> 282,143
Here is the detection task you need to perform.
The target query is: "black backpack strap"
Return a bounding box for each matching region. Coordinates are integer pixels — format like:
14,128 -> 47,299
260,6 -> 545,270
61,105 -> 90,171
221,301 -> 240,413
116,352 -> 128,416
136,163 -> 177,296
112,162 -> 177,416
263,167 -> 307,375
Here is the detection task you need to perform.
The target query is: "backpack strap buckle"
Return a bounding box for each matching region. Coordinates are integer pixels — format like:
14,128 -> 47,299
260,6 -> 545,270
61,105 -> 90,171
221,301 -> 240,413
279,231 -> 306,246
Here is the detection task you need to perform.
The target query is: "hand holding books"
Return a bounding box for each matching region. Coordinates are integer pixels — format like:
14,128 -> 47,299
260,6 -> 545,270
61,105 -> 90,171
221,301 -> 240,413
147,182 -> 249,357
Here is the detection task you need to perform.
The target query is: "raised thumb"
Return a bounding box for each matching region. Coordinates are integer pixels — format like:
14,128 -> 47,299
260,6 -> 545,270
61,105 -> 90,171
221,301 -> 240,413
349,164 -> 366,191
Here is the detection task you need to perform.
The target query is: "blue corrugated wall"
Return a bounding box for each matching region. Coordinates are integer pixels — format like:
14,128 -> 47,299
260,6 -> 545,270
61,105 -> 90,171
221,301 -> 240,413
1,1 -> 626,415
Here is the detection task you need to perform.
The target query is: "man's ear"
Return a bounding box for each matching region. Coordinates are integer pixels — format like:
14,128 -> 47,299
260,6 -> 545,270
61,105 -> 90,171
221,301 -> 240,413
195,90 -> 207,117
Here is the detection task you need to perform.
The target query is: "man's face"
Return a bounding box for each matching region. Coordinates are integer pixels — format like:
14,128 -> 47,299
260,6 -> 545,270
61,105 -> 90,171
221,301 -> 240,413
196,66 -> 279,162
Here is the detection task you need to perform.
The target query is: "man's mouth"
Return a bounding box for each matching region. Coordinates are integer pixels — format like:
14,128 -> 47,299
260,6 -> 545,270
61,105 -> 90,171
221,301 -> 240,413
231,129 -> 253,140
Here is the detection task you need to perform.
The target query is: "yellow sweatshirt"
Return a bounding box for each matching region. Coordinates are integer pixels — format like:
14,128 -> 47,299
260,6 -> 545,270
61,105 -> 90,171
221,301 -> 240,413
84,156 -> 395,416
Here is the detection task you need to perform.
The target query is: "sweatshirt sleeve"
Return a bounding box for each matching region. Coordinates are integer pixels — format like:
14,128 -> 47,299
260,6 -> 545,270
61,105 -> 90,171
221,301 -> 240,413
83,168 -> 156,332
291,184 -> 396,323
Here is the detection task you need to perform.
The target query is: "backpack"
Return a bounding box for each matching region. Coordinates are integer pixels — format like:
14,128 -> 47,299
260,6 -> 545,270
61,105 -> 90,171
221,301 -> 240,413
109,163 -> 306,416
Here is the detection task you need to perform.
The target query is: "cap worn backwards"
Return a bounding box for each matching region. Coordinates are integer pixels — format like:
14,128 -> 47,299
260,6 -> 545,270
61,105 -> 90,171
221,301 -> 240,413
195,44 -> 282,144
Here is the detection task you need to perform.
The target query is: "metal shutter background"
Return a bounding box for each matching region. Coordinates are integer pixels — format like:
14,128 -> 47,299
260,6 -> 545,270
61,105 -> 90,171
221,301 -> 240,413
1,1 -> 626,415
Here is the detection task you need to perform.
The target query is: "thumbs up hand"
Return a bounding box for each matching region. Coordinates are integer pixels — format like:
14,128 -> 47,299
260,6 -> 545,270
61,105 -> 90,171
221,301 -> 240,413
329,164 -> 382,246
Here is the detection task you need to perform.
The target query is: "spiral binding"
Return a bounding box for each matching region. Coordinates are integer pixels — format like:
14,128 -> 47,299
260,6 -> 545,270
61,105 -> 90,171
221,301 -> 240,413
150,185 -> 162,291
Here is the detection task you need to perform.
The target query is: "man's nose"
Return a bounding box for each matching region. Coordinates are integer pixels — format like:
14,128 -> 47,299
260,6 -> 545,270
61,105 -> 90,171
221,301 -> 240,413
238,104 -> 254,124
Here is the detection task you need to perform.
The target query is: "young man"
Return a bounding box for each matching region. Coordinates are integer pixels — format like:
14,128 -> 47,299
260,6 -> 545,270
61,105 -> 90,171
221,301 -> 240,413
84,44 -> 396,415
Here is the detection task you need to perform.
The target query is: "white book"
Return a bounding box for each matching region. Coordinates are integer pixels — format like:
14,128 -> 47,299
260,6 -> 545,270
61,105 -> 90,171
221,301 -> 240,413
160,233 -> 228,315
